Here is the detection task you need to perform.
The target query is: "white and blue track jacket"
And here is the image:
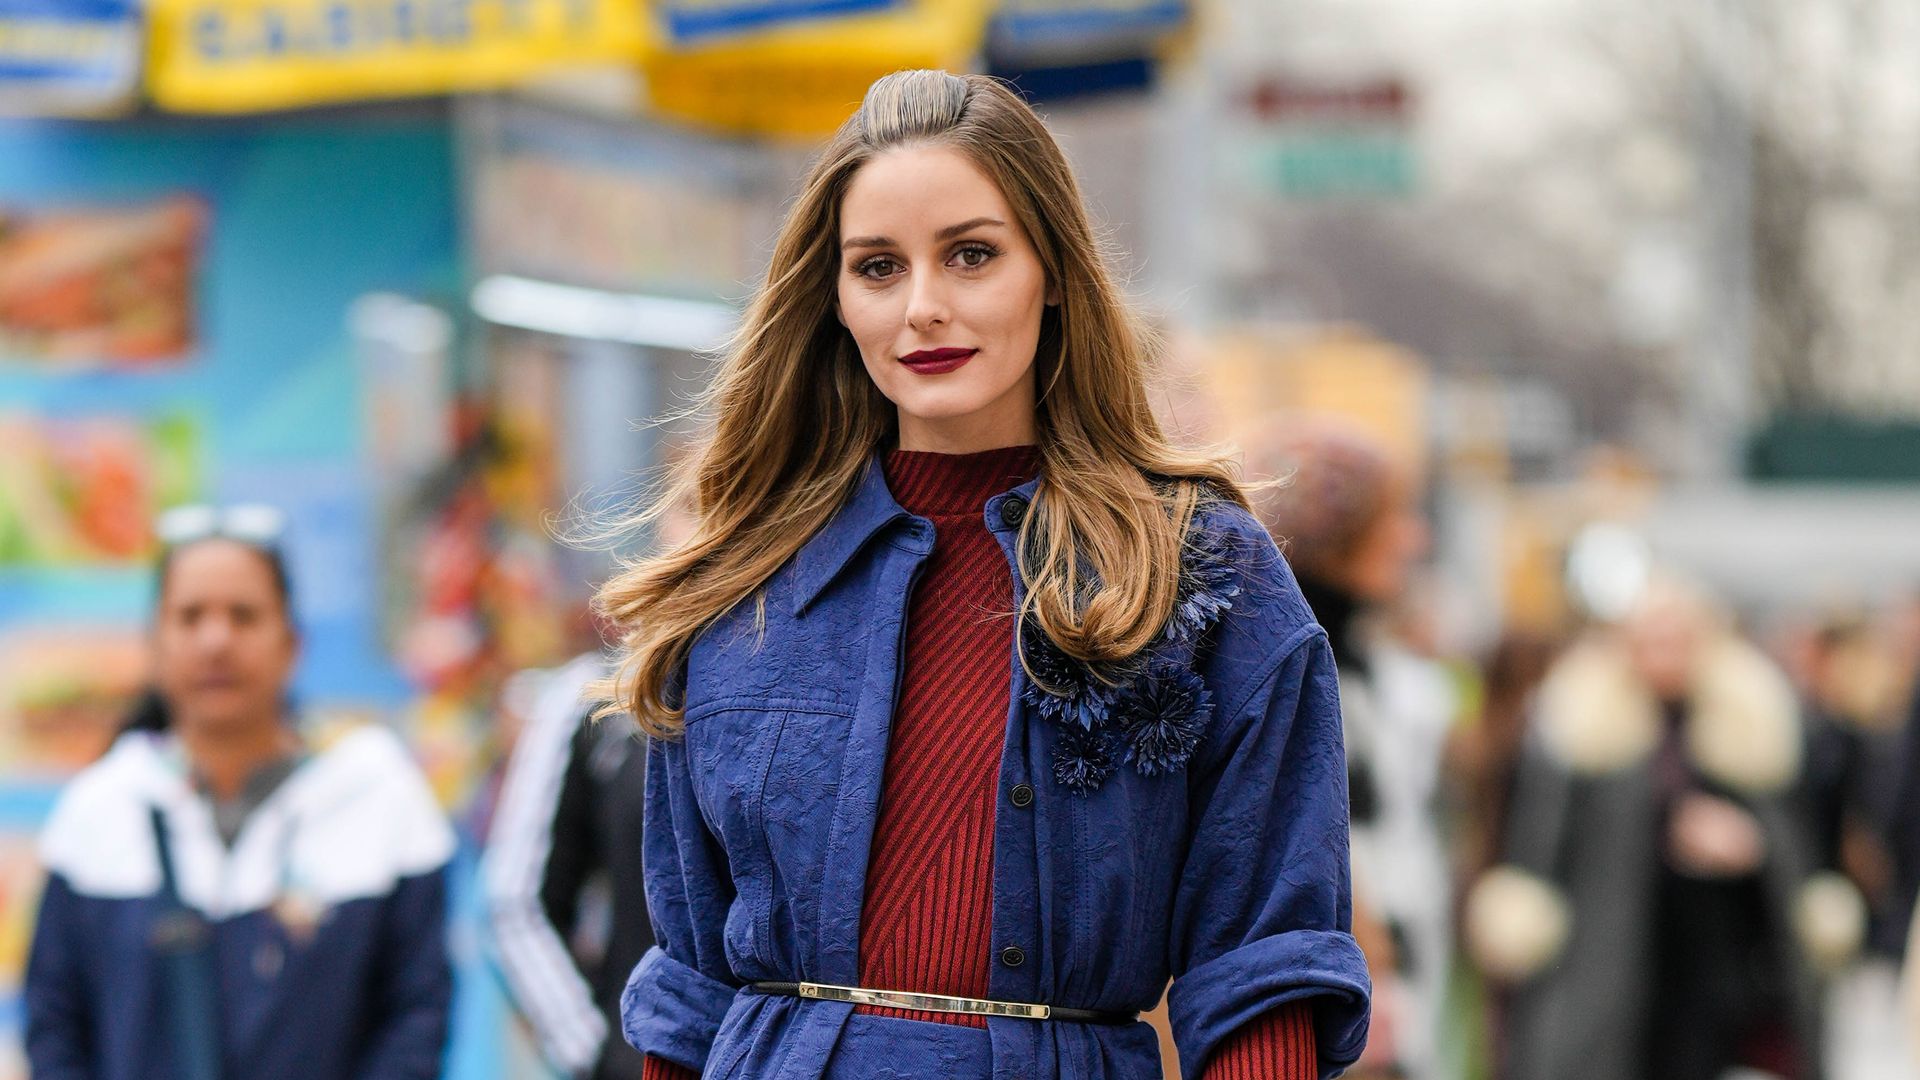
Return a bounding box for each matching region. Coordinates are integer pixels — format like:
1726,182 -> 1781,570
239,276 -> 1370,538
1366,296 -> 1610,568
25,724 -> 456,1080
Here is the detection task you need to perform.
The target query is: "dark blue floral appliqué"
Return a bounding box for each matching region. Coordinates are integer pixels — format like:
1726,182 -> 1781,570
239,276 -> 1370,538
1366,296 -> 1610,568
1020,626 -> 1122,732
1028,524 -> 1238,793
1116,664 -> 1213,776
1052,726 -> 1121,794
1166,527 -> 1242,646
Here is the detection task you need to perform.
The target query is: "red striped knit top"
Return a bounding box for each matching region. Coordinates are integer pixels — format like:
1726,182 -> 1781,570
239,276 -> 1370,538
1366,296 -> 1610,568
643,446 -> 1314,1079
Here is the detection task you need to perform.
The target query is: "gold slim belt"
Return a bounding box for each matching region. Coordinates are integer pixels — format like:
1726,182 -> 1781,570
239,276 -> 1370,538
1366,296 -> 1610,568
748,981 -> 1138,1026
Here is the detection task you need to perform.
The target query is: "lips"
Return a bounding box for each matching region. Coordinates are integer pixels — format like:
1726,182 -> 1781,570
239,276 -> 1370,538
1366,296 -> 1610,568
898,347 -> 977,375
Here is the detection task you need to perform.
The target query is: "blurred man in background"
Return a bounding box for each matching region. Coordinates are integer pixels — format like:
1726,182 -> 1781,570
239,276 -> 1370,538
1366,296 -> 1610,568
483,652 -> 652,1080
25,505 -> 455,1080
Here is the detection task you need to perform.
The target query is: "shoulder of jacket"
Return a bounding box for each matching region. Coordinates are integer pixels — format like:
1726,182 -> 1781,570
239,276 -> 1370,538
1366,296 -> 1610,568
40,734 -> 172,889
1191,501 -> 1316,647
285,723 -> 456,893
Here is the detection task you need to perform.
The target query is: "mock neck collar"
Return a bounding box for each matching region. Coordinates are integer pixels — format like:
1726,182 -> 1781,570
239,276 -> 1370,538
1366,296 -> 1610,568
883,445 -> 1040,517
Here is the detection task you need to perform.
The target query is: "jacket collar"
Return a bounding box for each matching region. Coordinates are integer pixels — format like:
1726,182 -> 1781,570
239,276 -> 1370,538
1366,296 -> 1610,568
788,451 -> 1041,615
789,455 -> 913,615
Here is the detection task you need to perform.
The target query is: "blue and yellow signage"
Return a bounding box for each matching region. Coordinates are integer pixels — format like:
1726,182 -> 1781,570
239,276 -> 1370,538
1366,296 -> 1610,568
659,0 -> 903,44
642,0 -> 986,138
989,0 -> 1182,46
0,0 -> 140,115
146,0 -> 651,112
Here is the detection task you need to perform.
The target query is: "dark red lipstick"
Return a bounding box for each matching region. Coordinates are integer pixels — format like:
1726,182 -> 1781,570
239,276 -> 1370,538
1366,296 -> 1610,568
898,347 -> 977,374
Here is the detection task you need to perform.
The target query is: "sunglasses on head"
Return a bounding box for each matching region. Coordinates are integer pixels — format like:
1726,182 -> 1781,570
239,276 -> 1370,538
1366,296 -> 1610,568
155,503 -> 289,550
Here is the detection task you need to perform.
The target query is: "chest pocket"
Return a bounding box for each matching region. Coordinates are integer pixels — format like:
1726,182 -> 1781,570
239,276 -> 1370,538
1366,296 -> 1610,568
685,698 -> 854,971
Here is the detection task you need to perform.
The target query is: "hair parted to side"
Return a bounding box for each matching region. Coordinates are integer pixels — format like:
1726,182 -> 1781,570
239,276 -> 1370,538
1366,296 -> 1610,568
593,69 -> 1249,737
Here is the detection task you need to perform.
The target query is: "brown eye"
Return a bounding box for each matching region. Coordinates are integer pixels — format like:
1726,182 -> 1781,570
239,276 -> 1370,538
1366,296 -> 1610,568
951,244 -> 996,269
856,257 -> 901,280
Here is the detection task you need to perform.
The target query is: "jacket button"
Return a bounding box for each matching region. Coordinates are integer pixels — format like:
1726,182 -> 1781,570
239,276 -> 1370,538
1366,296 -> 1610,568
998,496 -> 1028,529
1000,945 -> 1026,968
1009,783 -> 1034,808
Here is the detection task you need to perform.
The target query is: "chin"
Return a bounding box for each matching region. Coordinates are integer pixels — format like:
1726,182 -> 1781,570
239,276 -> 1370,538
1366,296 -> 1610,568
894,394 -> 1000,426
178,697 -> 272,733
885,376 -> 1025,425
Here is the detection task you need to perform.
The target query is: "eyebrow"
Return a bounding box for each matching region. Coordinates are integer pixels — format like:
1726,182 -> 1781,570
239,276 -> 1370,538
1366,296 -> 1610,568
842,216 -> 1008,252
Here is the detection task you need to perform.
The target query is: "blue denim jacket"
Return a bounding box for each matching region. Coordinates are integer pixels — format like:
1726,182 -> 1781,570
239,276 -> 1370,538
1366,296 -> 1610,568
622,459 -> 1370,1079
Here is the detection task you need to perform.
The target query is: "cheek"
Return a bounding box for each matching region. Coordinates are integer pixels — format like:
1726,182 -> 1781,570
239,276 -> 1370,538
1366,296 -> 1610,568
975,269 -> 1047,340
259,629 -> 298,672
836,283 -> 894,356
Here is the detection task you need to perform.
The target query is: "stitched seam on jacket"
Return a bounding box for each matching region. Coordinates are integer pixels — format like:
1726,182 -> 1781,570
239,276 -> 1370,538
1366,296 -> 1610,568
683,697 -> 855,725
1217,623 -> 1324,725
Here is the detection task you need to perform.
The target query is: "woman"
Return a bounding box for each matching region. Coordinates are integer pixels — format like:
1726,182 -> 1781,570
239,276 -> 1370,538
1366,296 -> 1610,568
603,71 -> 1369,1080
1465,580 -> 1838,1080
1244,419 -> 1448,1080
25,506 -> 456,1080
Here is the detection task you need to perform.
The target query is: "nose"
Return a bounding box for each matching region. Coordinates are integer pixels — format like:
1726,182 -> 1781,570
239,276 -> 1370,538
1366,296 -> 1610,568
904,270 -> 950,333
194,611 -> 238,653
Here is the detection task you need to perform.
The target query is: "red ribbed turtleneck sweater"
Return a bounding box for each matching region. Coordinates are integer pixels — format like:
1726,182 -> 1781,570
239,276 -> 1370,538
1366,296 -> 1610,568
643,447 -> 1313,1079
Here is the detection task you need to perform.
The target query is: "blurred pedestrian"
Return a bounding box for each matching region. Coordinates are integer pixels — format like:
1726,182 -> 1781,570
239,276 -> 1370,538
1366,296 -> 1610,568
1905,900 -> 1920,1067
483,653 -> 652,1080
603,70 -> 1369,1080
1455,631 -> 1560,894
1247,416 -> 1449,1080
24,504 -> 455,1080
1466,579 -> 1849,1080
1888,666 -> 1920,964
1794,615 -> 1902,948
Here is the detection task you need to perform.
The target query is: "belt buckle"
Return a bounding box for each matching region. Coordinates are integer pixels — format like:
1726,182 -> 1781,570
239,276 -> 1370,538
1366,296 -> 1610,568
796,981 -> 1052,1021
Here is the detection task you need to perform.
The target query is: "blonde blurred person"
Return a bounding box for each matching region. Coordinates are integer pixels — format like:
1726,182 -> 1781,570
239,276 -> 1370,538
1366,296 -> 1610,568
1464,578 -> 1858,1080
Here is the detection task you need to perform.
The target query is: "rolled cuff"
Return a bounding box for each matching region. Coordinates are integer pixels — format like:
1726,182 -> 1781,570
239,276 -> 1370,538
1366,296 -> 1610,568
1167,929 -> 1370,1080
619,946 -> 740,1073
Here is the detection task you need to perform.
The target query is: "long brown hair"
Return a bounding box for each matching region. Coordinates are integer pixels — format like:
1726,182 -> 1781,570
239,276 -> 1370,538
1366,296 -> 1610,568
595,70 -> 1246,736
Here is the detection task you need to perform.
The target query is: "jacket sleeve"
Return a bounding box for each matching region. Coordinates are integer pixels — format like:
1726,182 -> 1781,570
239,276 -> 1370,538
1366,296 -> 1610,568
484,693 -> 611,1077
1166,627 -> 1371,1080
354,866 -> 454,1080
353,739 -> 457,1080
620,730 -> 741,1074
24,873 -> 94,1080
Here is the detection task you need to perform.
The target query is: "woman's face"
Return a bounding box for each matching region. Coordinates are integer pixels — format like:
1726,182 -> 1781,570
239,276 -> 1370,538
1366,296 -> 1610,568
836,143 -> 1056,453
154,539 -> 298,733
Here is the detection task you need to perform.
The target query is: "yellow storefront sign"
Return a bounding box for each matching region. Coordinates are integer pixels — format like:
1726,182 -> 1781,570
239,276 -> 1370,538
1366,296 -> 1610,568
147,0 -> 651,112
641,0 -> 987,139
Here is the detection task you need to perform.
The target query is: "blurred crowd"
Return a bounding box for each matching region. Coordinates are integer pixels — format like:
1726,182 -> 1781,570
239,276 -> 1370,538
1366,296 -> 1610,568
1240,416 -> 1920,1080
25,409 -> 1920,1080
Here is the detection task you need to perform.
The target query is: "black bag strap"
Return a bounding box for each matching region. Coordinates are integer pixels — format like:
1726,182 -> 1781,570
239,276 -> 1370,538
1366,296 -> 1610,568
146,806 -> 224,1080
149,807 -> 183,904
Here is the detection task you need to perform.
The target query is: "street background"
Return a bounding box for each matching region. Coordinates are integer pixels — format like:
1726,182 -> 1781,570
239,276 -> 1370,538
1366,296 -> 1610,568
2,0 -> 1918,1076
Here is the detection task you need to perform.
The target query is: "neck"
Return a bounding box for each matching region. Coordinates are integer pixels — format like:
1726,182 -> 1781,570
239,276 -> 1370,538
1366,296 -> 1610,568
175,711 -> 295,801
895,420 -> 1038,454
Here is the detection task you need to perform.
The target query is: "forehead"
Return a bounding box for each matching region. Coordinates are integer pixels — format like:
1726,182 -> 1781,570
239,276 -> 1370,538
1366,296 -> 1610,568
839,144 -> 1017,237
161,540 -> 283,606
